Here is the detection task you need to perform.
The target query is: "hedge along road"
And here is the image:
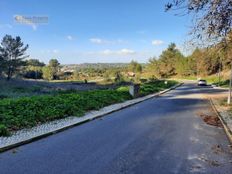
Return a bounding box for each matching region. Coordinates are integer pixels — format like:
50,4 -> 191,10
0,82 -> 232,174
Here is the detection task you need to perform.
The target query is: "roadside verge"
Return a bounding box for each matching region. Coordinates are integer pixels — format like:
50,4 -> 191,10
212,86 -> 229,90
0,83 -> 182,152
210,99 -> 232,143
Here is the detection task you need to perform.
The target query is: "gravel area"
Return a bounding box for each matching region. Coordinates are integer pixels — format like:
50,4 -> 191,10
211,98 -> 232,142
0,85 -> 180,151
212,99 -> 232,133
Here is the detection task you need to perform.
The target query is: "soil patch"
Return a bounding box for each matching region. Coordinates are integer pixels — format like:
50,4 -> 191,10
197,112 -> 223,128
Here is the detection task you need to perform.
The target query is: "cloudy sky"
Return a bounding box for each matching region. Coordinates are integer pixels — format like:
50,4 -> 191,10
0,0 -> 191,64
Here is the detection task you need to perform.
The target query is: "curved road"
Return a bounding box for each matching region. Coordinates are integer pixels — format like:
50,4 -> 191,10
0,83 -> 232,174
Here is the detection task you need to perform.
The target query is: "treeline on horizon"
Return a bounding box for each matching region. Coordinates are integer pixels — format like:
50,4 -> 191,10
1,34 -> 232,82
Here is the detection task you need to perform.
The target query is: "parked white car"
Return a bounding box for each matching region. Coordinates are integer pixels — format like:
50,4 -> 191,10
198,79 -> 207,86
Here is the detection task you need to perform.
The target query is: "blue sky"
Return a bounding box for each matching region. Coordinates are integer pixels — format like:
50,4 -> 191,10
0,0 -> 191,64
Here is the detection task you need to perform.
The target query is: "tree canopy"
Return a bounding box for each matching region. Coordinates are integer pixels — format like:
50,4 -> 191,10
128,60 -> 142,73
166,0 -> 232,43
42,59 -> 60,80
0,35 -> 28,80
25,59 -> 45,67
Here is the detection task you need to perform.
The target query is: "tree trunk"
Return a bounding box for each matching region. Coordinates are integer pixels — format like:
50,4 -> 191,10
218,59 -> 221,85
6,66 -> 12,81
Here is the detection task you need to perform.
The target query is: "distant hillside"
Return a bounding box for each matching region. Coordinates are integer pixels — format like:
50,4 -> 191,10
61,63 -> 130,72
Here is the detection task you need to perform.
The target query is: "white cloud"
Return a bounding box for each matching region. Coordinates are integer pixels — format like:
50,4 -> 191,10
90,38 -> 106,44
118,49 -> 135,55
99,48 -> 135,56
101,49 -> 113,55
53,49 -> 59,54
36,49 -> 152,63
40,49 -> 59,54
89,38 -> 126,45
152,40 -> 164,46
67,35 -> 74,41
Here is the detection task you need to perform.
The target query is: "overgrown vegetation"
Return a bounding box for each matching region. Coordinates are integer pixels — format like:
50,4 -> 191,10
140,80 -> 177,96
0,80 -> 177,136
0,89 -> 131,136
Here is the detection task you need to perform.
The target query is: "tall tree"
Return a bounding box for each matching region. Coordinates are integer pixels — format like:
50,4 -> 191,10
128,60 -> 142,73
147,57 -> 161,78
48,59 -> 60,80
175,56 -> 190,77
159,43 -> 184,77
166,0 -> 232,103
0,35 -> 29,80
42,66 -> 52,80
26,59 -> 45,67
0,54 -> 4,77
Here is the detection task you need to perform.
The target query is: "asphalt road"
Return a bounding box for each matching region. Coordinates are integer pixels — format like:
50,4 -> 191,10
0,83 -> 232,174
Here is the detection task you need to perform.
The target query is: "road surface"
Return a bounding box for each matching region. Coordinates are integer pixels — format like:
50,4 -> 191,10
0,83 -> 232,174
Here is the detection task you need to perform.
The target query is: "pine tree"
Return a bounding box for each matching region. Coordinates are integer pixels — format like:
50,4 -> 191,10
0,35 -> 29,80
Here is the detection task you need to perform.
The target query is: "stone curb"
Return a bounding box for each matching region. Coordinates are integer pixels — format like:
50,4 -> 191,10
0,83 -> 183,153
212,86 -> 229,90
210,99 -> 232,144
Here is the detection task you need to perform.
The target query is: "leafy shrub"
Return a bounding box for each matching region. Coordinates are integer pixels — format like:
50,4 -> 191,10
0,124 -> 10,136
23,70 -> 43,79
0,80 -> 177,136
0,95 -> 8,100
140,80 -> 177,96
116,86 -> 129,92
0,89 -> 132,136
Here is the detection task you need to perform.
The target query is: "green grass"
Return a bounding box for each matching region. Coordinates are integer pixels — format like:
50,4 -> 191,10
172,75 -> 227,86
175,76 -> 197,81
212,79 -> 229,88
0,80 -> 177,136
50,79 -> 84,83
140,80 -> 178,96
203,76 -> 220,84
0,80 -> 45,99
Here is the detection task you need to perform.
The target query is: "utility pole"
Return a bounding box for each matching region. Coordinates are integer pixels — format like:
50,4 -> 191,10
227,62 -> 232,104
218,57 -> 221,85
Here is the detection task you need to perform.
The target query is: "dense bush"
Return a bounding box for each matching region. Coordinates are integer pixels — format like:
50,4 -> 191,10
23,70 -> 43,79
0,95 -> 8,100
0,89 -> 132,136
0,124 -> 9,136
0,80 -> 177,136
140,80 -> 177,96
